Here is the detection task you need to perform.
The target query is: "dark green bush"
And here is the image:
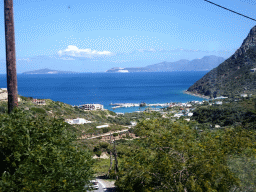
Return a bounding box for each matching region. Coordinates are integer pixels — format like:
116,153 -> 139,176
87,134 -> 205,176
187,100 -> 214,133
100,142 -> 109,149
30,107 -> 46,114
0,109 -> 94,191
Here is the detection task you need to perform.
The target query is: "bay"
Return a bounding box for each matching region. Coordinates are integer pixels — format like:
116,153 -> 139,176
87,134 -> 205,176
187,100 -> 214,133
0,72 -> 208,113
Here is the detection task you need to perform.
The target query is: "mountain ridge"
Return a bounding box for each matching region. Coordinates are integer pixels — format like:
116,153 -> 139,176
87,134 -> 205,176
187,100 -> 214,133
106,55 -> 225,72
187,25 -> 256,98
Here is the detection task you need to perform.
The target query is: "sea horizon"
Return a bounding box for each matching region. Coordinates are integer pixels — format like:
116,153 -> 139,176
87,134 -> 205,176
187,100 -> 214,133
0,72 -> 207,113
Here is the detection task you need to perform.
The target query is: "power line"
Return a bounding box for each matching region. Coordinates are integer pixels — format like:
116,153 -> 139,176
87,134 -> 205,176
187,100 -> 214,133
204,0 -> 256,22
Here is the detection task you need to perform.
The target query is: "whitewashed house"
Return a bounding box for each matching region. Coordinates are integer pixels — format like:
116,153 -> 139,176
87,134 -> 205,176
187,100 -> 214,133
215,101 -> 223,105
96,124 -> 109,129
174,113 -> 183,118
79,104 -> 104,111
65,118 -> 91,125
73,118 -> 91,124
250,68 -> 256,72
0,88 -> 21,102
187,113 -> 193,117
240,94 -> 248,98
130,121 -> 137,126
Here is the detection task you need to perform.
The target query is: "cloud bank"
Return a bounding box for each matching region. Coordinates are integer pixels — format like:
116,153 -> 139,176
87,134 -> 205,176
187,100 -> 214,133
58,45 -> 114,58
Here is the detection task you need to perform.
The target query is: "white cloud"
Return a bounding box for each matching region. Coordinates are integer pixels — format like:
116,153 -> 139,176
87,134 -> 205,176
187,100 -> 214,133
58,45 -> 114,58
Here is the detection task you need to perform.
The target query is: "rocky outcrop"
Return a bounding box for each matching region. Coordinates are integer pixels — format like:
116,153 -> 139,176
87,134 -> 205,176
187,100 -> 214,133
187,25 -> 256,98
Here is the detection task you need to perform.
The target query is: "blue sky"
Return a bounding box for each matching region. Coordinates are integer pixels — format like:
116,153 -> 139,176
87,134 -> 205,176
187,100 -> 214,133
0,0 -> 256,73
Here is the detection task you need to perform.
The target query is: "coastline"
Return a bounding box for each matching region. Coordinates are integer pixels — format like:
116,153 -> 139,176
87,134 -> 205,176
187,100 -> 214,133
183,90 -> 210,100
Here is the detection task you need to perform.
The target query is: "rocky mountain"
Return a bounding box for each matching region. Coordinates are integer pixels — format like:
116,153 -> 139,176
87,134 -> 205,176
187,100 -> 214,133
106,55 -> 225,72
22,68 -> 79,74
187,25 -> 256,98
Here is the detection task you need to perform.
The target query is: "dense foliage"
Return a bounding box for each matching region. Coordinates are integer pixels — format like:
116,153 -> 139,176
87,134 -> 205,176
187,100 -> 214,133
0,109 -> 94,191
115,118 -> 256,192
192,100 -> 256,129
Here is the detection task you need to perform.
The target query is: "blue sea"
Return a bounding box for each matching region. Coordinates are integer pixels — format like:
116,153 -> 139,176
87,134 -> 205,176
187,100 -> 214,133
0,72 -> 208,113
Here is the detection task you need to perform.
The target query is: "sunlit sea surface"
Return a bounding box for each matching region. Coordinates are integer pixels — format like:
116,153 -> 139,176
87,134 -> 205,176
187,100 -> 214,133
0,72 -> 208,113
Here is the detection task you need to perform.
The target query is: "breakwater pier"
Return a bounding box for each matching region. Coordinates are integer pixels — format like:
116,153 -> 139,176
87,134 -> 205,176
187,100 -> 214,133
110,102 -> 169,109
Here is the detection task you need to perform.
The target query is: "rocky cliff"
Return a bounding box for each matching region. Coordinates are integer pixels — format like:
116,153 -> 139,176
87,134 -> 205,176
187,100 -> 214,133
187,26 -> 256,98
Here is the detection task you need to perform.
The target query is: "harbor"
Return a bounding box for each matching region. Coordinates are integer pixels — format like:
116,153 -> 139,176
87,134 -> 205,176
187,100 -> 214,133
110,102 -> 170,110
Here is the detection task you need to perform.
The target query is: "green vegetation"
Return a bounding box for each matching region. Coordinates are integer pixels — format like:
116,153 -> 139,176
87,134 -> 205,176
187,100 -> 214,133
192,97 -> 256,129
115,118 -> 256,192
1,95 -> 256,191
0,109 -> 94,191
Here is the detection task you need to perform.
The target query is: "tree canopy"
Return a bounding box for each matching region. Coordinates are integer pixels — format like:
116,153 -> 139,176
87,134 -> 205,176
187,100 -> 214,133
0,109 -> 94,191
115,118 -> 256,192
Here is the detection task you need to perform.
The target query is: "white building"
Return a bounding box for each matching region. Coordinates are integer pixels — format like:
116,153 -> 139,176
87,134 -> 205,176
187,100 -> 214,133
186,104 -> 192,108
240,94 -> 248,98
174,113 -> 183,118
187,113 -> 193,117
33,99 -> 46,105
65,119 -> 73,124
65,118 -> 91,124
79,104 -> 104,111
0,88 -> 21,102
0,92 -> 7,100
215,101 -> 223,105
130,121 -> 137,126
96,124 -> 109,129
73,118 -> 91,124
250,68 -> 256,72
215,96 -> 228,99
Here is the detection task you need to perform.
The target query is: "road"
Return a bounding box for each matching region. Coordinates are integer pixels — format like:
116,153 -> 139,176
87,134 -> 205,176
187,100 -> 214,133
86,129 -> 129,140
87,179 -> 116,192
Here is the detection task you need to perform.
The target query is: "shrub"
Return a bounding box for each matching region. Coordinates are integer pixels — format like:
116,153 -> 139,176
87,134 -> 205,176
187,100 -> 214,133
30,107 -> 46,114
0,109 -> 94,191
103,127 -> 109,133
100,142 -> 109,149
115,119 -> 248,192
95,150 -> 102,157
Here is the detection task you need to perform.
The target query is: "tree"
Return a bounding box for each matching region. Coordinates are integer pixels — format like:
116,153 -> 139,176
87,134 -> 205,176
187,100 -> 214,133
0,109 -> 94,191
116,118 -> 242,192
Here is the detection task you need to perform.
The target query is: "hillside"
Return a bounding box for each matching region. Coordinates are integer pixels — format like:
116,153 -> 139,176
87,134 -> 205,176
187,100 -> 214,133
187,26 -> 256,98
106,55 -> 225,72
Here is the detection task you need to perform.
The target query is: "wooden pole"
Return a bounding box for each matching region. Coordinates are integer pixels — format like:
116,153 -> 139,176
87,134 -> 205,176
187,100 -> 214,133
4,0 -> 18,113
107,134 -> 113,177
113,138 -> 119,180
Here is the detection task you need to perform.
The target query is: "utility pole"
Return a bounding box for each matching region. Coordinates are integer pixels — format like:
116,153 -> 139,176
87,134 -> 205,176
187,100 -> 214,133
4,0 -> 18,113
113,138 -> 119,180
107,133 -> 113,177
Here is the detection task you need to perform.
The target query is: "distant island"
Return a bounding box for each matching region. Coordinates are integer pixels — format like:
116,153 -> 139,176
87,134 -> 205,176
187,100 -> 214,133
22,68 -> 79,74
106,55 -> 225,73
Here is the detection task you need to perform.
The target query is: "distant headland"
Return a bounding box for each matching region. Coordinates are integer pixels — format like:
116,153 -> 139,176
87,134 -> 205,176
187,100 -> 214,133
22,68 -> 79,74
106,55 -> 225,73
